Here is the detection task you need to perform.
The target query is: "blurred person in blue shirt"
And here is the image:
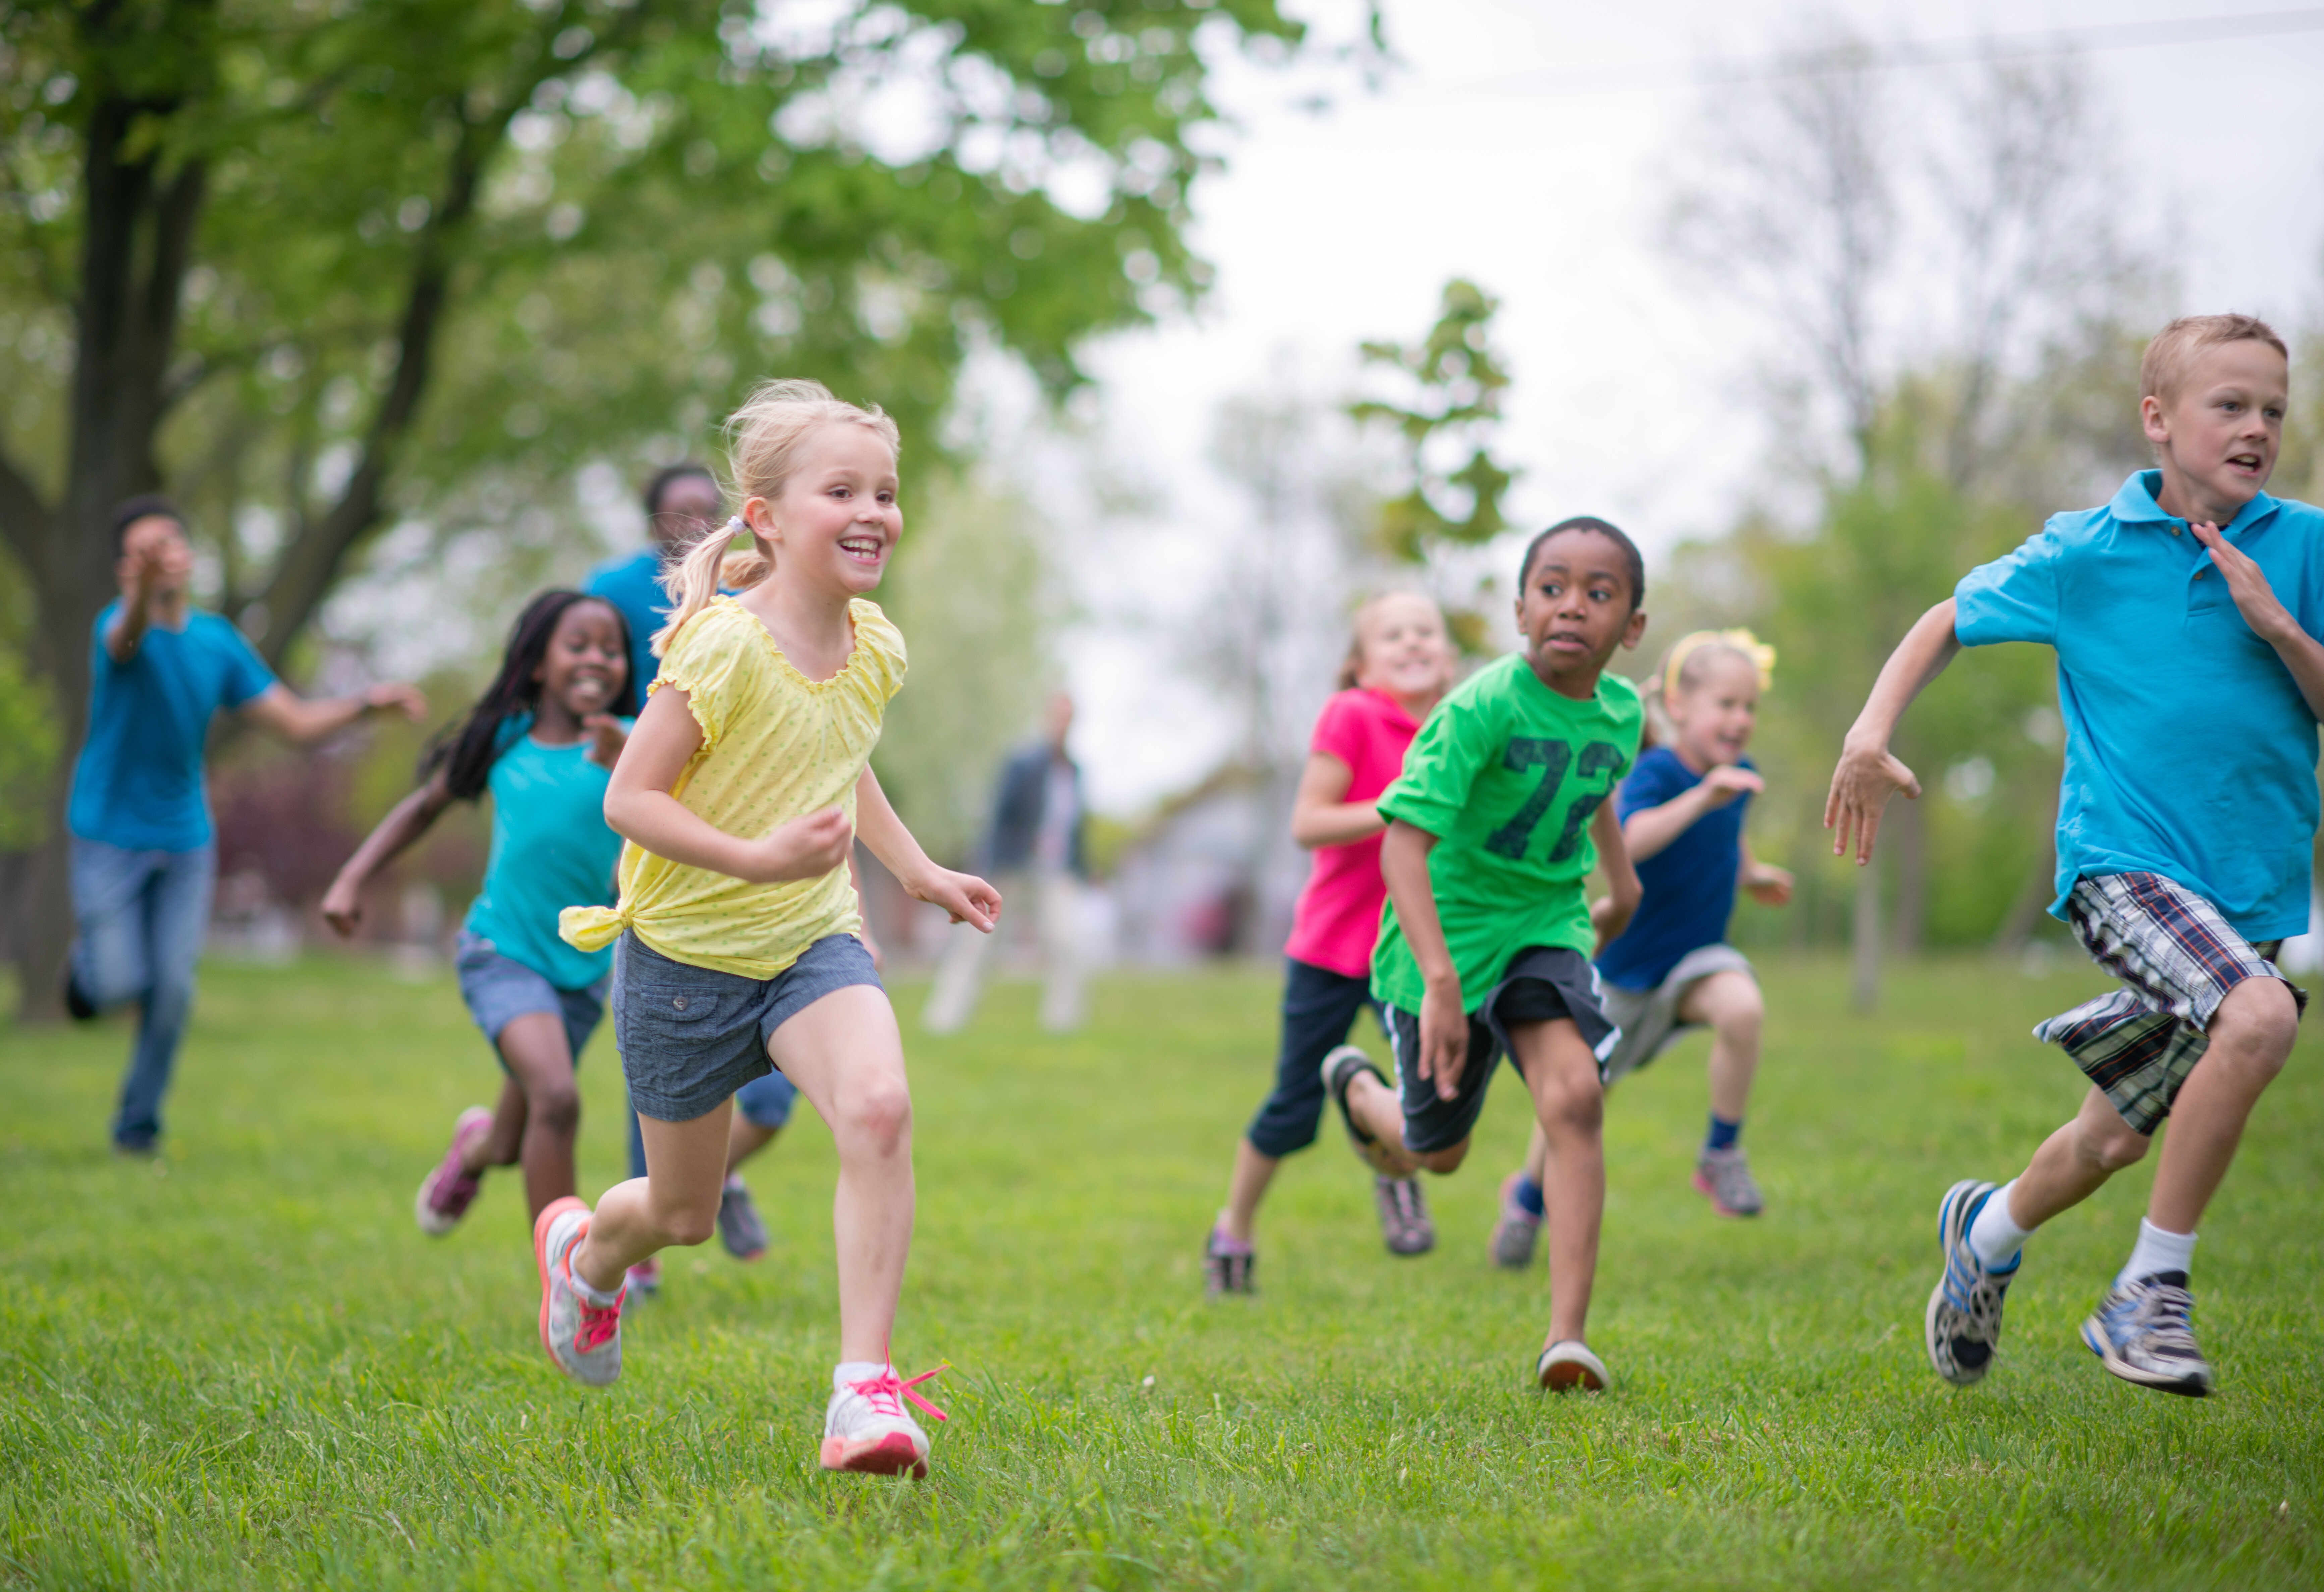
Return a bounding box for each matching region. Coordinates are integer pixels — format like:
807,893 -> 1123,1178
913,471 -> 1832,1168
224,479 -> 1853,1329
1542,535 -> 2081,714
68,496 -> 425,1153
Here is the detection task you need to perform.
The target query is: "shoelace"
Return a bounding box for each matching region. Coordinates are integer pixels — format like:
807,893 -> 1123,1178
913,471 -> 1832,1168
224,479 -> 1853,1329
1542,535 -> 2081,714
561,1250 -> 625,1351
1378,1177 -> 1427,1235
1945,1244 -> 2010,1333
2124,1282 -> 2200,1355
846,1362 -> 950,1424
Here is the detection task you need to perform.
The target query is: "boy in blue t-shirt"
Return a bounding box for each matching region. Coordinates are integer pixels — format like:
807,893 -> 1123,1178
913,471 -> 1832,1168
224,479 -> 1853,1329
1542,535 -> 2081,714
1829,315 -> 2318,1399
68,496 -> 424,1153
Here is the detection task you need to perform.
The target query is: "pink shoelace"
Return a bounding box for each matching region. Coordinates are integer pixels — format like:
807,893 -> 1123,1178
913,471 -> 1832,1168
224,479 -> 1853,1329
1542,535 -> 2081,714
562,1250 -> 624,1352
846,1360 -> 950,1424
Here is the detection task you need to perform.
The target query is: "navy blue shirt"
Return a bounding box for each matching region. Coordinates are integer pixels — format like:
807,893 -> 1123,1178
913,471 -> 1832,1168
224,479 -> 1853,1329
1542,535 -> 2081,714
68,604 -> 277,852
584,546 -> 667,705
1594,747 -> 1749,992
1956,471 -> 2324,941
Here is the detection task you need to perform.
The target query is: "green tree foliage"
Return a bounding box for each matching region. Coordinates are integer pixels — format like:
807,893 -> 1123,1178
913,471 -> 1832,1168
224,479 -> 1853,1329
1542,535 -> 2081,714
1348,277 -> 1515,651
0,0 -> 1306,1011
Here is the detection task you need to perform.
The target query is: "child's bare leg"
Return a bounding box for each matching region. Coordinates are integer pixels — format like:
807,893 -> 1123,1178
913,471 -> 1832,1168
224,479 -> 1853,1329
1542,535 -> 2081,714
1678,971 -> 1761,1123
1343,1068 -> 1459,1172
479,1077 -> 527,1170
1223,1138 -> 1279,1245
727,1113 -> 782,1173
573,1101 -> 732,1292
2147,977 -> 2296,1232
2004,1085 -> 2150,1230
495,1012 -> 584,1220
1513,1018 -> 1604,1345
762,985 -> 916,1365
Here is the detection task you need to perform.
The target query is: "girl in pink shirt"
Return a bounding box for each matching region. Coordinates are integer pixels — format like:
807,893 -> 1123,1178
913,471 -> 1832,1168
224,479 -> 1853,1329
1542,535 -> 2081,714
1205,592 -> 1457,1293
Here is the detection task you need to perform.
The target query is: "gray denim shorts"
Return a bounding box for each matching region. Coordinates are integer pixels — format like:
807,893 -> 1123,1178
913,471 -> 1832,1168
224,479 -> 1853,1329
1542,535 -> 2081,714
454,930 -> 608,1066
613,930 -> 883,1123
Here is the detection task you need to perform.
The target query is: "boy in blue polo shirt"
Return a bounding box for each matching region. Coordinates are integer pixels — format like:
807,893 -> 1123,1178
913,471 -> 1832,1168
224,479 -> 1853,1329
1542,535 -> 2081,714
70,497 -> 424,1153
1828,314 -> 2317,1398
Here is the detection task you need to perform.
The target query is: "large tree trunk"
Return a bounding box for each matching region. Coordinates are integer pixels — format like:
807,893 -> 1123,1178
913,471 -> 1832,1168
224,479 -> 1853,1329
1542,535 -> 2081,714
1,54 -> 206,1021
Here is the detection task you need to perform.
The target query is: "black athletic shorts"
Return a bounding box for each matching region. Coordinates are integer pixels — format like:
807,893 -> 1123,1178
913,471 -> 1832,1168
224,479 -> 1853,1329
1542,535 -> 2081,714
1383,946 -> 1619,1155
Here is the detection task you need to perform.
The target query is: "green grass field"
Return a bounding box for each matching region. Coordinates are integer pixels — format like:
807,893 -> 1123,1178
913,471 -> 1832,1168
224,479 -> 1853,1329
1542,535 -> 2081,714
2,953 -> 2319,1589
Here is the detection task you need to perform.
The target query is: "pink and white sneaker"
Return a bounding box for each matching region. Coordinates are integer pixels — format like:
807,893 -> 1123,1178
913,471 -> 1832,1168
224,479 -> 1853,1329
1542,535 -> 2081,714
625,1257 -> 663,1302
414,1106 -> 493,1236
533,1196 -> 623,1387
820,1361 -> 948,1478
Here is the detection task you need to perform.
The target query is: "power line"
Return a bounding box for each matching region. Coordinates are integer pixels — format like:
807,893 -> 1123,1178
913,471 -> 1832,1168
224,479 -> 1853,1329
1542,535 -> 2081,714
1402,6 -> 2324,104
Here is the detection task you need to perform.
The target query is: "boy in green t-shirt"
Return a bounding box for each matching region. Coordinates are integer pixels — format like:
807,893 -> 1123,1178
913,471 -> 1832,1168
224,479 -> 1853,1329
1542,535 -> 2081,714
1327,517 -> 1649,1391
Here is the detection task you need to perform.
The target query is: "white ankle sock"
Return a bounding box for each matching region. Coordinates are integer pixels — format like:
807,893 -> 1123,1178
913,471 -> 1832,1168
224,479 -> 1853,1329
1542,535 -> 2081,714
834,1360 -> 887,1391
572,1267 -> 621,1307
1968,1179 -> 2032,1269
2117,1217 -> 2197,1288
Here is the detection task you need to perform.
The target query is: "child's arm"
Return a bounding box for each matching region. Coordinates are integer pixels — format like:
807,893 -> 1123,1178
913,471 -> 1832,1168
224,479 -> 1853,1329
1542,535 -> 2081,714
1824,598 -> 1962,863
1588,798 -> 1644,953
320,772 -> 456,937
851,765 -> 1001,931
1287,751 -> 1387,850
1741,838 -> 1793,906
1623,766 -> 1765,861
1380,818 -> 1470,1101
241,681 -> 428,745
2192,520 -> 2324,722
601,687 -> 854,883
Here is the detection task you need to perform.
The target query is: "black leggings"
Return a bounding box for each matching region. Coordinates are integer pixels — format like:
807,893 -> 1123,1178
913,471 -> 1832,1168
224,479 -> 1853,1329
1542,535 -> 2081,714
1243,957 -> 1384,1158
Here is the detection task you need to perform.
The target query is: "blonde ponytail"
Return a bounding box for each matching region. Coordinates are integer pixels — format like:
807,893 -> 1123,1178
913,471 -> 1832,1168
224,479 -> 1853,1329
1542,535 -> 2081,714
649,377 -> 902,658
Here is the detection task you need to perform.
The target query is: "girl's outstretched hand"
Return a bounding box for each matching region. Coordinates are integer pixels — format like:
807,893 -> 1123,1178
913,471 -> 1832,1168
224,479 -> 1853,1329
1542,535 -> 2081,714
1824,737 -> 1921,864
745,807 -> 855,883
1744,861 -> 1794,906
908,867 -> 1002,932
319,878 -> 363,938
581,713 -> 629,770
1698,765 -> 1766,809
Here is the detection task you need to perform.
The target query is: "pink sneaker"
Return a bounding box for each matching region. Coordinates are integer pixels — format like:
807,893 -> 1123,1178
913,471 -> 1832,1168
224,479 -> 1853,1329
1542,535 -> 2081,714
534,1197 -> 623,1386
625,1256 -> 663,1302
414,1106 -> 493,1236
820,1361 -> 948,1478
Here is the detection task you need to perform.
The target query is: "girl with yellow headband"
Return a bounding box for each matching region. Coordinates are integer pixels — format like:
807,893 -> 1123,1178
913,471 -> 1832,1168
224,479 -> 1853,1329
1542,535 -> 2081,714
1490,629 -> 1793,1262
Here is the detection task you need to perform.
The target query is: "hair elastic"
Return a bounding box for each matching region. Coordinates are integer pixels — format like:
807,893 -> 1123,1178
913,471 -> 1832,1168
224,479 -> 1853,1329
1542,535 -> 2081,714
1663,628 -> 1776,698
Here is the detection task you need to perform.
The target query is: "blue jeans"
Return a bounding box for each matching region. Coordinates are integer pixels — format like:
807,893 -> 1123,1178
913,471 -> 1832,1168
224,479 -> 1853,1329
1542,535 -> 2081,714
70,838 -> 216,1148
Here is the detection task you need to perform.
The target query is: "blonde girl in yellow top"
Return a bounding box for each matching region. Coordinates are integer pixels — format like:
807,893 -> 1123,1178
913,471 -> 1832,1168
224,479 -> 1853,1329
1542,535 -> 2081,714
541,379 -> 1001,1480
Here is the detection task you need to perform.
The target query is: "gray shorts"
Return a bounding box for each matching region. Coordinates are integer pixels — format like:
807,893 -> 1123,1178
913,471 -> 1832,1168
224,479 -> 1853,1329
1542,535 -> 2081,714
613,931 -> 883,1123
454,930 -> 607,1066
1600,944 -> 1756,1089
1384,946 -> 1621,1155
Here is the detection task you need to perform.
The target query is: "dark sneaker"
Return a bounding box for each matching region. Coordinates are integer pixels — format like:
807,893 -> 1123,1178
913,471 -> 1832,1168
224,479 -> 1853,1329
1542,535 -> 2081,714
717,1176 -> 770,1260
1536,1340 -> 1609,1392
1694,1147 -> 1764,1217
64,970 -> 97,1022
1924,1179 -> 2017,1386
1204,1225 -> 1255,1296
1490,1172 -> 1543,1269
2082,1272 -> 2212,1397
1374,1174 -> 1435,1255
1320,1045 -> 1405,1175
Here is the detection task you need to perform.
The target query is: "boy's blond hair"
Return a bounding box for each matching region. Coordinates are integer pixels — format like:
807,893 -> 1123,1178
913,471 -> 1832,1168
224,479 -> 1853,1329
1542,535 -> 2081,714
2139,314 -> 2288,406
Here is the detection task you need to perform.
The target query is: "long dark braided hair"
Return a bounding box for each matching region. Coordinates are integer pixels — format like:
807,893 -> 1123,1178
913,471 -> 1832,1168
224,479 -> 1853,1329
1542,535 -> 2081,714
422,591 -> 635,801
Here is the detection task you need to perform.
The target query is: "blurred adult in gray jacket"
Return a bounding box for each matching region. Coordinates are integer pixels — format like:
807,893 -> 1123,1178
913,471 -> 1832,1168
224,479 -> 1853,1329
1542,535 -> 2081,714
924,692 -> 1087,1033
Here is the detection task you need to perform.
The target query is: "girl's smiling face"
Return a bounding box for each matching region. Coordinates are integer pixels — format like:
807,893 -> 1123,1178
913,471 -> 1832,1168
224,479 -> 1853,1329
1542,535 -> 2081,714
1667,650 -> 1759,771
1354,593 -> 1456,705
1515,529 -> 1648,696
750,421 -> 901,596
534,598 -> 629,725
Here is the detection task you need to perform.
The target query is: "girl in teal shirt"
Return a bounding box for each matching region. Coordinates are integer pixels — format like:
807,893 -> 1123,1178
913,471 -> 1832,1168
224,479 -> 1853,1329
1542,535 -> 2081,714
324,591 -> 632,1235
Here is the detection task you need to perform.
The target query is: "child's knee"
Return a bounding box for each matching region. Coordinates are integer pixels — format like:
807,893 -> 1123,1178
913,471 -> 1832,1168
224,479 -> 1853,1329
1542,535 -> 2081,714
2211,977 -> 2299,1072
532,1083 -> 582,1138
2075,1113 -> 2150,1172
659,1199 -> 720,1248
1535,1066 -> 1604,1135
1416,1140 -> 1469,1174
839,1078 -> 913,1154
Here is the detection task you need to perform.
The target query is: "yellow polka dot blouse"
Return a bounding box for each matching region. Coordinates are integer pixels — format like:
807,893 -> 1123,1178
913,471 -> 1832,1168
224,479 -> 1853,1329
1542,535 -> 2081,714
560,595 -> 905,979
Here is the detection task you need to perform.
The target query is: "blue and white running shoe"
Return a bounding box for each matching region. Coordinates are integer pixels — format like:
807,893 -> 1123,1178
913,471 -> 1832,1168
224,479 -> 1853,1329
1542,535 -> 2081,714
1924,1179 -> 2018,1386
2082,1272 -> 2212,1397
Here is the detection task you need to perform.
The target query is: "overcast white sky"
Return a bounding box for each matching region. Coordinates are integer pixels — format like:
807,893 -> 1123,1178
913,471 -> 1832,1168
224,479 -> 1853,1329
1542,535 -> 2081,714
1054,0 -> 2324,812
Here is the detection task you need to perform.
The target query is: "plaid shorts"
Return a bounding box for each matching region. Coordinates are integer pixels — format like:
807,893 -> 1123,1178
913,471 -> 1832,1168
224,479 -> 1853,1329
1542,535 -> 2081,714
2034,872 -> 2306,1135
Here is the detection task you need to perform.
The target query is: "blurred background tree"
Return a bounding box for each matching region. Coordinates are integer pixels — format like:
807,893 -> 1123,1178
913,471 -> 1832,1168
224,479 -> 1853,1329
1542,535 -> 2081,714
0,0 -> 1311,1016
1654,24 -> 2165,1006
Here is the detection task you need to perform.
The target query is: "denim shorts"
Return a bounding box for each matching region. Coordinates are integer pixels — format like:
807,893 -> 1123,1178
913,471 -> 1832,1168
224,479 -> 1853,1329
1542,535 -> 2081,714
614,931 -> 883,1122
454,930 -> 608,1065
1384,946 -> 1619,1155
